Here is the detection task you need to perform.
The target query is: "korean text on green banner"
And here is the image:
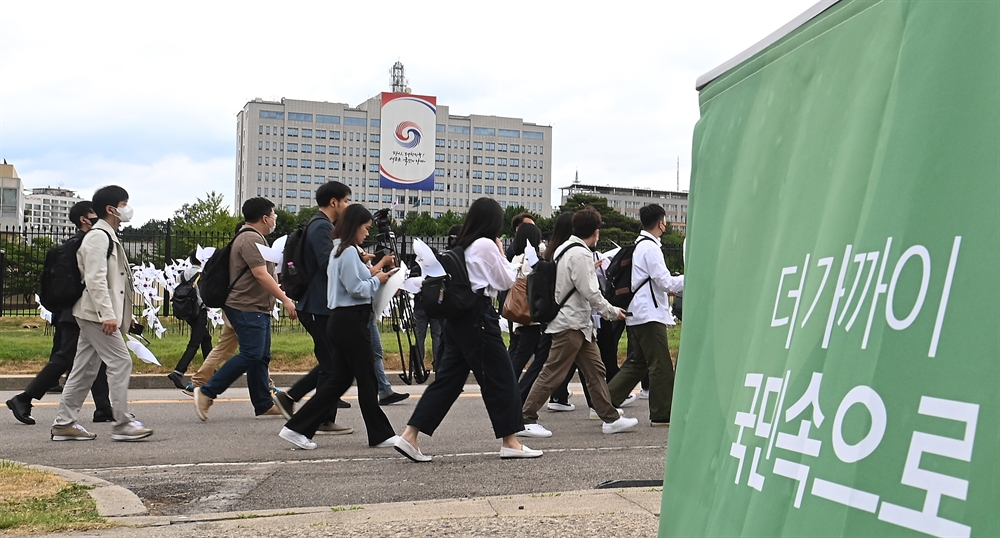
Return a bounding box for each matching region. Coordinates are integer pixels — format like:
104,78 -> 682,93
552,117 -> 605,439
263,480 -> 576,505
663,1 -> 999,537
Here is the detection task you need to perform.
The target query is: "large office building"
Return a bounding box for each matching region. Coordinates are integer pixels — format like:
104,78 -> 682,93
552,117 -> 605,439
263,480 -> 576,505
559,181 -> 689,234
23,187 -> 84,230
236,68 -> 552,219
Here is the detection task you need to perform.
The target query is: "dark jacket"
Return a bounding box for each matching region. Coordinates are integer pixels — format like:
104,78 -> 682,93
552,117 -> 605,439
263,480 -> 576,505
295,211 -> 335,315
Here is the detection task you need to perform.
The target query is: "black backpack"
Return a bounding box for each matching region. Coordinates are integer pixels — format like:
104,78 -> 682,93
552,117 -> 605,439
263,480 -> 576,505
171,273 -> 201,321
604,236 -> 657,309
38,229 -> 113,311
279,214 -> 325,302
198,228 -> 259,308
420,246 -> 479,319
526,242 -> 587,323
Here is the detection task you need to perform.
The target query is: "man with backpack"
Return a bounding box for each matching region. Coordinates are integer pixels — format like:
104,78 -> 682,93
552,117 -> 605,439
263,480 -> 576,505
519,207 -> 637,437
6,201 -> 114,426
166,252 -> 212,390
50,186 -> 152,441
606,204 -> 684,427
195,197 -> 296,420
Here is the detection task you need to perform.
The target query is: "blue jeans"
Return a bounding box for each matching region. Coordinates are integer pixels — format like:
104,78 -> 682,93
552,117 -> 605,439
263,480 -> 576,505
201,307 -> 274,415
369,317 -> 393,397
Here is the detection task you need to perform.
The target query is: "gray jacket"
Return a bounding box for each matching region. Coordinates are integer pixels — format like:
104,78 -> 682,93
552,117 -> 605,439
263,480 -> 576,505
544,236 -> 621,341
72,218 -> 134,327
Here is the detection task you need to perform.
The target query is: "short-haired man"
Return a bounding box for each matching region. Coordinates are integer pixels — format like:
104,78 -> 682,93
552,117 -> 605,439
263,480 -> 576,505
51,186 -> 152,441
607,204 -> 684,427
7,201 -> 114,426
195,197 -> 297,420
519,207 -> 638,437
271,182 -> 355,434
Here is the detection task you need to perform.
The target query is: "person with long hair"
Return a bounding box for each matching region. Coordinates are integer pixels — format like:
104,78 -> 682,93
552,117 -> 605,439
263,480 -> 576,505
507,223 -> 543,380
394,198 -> 542,461
279,204 -> 399,450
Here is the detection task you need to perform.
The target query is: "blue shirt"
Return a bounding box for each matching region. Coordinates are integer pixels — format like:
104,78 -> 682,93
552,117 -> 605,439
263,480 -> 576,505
327,241 -> 381,309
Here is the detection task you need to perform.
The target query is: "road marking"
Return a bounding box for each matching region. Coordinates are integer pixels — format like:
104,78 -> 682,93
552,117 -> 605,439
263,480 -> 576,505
75,445 -> 667,473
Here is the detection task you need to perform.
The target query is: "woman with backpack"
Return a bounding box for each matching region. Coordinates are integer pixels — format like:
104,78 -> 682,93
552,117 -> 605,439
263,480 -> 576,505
506,223 -> 543,383
167,252 -> 213,390
278,204 -> 399,450
393,198 -> 542,462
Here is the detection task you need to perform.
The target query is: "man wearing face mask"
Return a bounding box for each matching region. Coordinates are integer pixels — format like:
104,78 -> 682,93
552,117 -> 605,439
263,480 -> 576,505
194,197 -> 297,420
7,201 -> 114,426
51,186 -> 153,441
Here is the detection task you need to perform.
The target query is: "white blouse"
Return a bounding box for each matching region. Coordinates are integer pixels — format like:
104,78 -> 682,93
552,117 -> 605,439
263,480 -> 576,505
464,238 -> 517,297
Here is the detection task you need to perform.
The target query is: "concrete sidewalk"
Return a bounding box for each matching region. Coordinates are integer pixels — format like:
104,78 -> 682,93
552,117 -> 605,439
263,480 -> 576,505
0,372 -> 440,392
31,462 -> 662,537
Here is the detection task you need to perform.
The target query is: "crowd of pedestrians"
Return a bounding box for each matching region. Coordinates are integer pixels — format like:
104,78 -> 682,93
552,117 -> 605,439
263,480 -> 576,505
7,182 -> 683,462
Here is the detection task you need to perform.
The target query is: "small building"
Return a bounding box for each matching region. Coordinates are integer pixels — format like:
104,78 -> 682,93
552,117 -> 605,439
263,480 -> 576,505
559,181 -> 688,234
24,187 -> 84,232
0,163 -> 25,230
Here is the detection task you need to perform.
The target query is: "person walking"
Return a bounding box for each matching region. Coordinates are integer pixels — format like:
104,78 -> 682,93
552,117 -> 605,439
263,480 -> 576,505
607,204 -> 684,427
394,198 -> 542,462
194,198 -> 295,420
7,201 -> 114,426
278,204 -> 399,450
166,252 -> 212,390
50,186 -> 152,441
519,208 -> 637,438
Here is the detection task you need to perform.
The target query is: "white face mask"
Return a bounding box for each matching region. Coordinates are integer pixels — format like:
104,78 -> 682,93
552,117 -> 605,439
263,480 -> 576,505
114,204 -> 133,223
268,215 -> 277,234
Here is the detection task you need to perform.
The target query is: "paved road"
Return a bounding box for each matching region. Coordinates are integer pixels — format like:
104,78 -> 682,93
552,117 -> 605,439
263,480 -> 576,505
1,383 -> 669,517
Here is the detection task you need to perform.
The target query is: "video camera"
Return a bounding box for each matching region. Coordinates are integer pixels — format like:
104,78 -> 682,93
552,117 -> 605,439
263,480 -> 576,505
370,207 -> 397,267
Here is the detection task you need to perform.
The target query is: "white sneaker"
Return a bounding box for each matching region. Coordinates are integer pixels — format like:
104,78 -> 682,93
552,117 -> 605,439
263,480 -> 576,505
500,444 -> 543,459
639,389 -> 650,400
602,416 -> 639,434
546,401 -> 576,412
374,435 -> 401,448
516,423 -> 553,438
279,427 -> 317,450
620,393 -> 638,408
589,408 -> 624,420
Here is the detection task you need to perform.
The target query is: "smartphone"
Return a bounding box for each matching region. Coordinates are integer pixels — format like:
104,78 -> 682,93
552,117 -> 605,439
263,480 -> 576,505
624,311 -> 634,317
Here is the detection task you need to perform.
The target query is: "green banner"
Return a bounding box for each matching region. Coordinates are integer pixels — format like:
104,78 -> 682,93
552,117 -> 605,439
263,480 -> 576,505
663,1 -> 999,537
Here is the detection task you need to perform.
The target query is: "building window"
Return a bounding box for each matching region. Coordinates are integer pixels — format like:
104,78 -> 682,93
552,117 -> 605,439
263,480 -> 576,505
485,143 -> 495,151
434,197 -> 444,206
523,131 -> 543,140
498,158 -> 507,166
498,129 -> 519,138
330,131 -> 341,140
315,161 -> 326,169
288,143 -> 298,151
302,129 -> 313,138
434,168 -> 444,177
288,128 -> 299,136
472,170 -> 483,179
258,141 -> 263,150
300,190 -> 311,199
257,187 -> 262,195
301,159 -> 311,168
330,161 -> 340,170
473,127 -> 495,136
497,172 -> 507,180
316,115 -> 340,124
435,153 -> 445,162
301,144 -> 312,153
344,117 -> 367,126
472,141 -> 483,150
258,125 -> 264,134
448,125 -> 470,134
484,186 -> 494,194
287,159 -> 298,167
369,179 -> 379,187
511,159 -> 520,166
287,174 -> 297,183
485,157 -> 495,165
287,189 -> 297,197
257,156 -> 262,165
497,187 -> 506,195
289,112 -> 313,122
316,130 -> 326,139
510,187 -> 518,195
315,146 -> 326,154
434,183 -> 444,191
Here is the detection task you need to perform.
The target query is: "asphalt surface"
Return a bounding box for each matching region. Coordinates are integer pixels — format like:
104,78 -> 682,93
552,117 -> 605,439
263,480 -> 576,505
1,381 -> 669,521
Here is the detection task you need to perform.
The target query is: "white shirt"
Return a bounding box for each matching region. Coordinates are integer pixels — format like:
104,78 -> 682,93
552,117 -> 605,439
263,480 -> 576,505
627,230 -> 684,327
464,238 -> 517,297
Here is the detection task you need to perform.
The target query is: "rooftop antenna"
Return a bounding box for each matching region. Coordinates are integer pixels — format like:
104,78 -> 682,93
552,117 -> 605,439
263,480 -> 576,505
391,60 -> 409,93
574,170 -> 579,184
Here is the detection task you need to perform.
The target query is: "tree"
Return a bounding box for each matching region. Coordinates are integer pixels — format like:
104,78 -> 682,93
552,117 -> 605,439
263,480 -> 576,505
172,192 -> 239,235
271,208 -> 298,239
501,205 -> 541,238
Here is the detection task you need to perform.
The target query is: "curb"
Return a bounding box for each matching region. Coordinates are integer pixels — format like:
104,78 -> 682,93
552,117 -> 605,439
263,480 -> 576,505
24,463 -> 149,518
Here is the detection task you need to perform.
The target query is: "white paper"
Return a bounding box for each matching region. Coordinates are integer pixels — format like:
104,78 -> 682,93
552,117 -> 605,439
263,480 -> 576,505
372,262 -> 407,320
35,294 -> 52,324
256,235 -> 288,271
524,240 -> 539,267
126,335 -> 161,365
402,276 -> 424,294
196,245 -> 216,265
599,247 -> 621,271
413,239 -> 446,277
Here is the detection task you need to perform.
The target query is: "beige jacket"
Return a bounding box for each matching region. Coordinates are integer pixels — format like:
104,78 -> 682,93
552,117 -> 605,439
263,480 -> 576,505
544,236 -> 621,341
72,218 -> 135,327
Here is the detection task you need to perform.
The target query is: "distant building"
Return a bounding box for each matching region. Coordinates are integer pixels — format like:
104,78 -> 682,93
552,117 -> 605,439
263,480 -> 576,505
235,63 -> 553,219
559,182 -> 688,235
0,163 -> 25,230
24,187 -> 84,231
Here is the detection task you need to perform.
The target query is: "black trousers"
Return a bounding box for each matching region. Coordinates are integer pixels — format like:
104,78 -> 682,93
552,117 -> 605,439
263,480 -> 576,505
285,305 -> 394,445
23,318 -> 111,412
408,296 -> 523,438
175,309 -> 213,373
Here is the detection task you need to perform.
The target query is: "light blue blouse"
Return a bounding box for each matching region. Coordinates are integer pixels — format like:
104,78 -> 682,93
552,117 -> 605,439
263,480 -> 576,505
326,241 -> 381,310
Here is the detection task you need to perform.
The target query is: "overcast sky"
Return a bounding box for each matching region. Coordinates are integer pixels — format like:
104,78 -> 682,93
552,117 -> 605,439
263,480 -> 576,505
1,0 -> 815,224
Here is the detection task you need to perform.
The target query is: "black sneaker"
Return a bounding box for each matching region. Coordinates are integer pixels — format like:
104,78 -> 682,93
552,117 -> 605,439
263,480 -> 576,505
93,409 -> 115,423
337,398 -> 351,409
271,390 -> 295,420
6,395 -> 35,425
379,392 -> 410,406
166,371 -> 186,390
46,384 -> 63,394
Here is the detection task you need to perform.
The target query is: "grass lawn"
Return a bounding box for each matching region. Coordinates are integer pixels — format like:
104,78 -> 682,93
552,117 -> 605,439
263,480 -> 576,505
0,315 -> 681,374
0,460 -> 114,534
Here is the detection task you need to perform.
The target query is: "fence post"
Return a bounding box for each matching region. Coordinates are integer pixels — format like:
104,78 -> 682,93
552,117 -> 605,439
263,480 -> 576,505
0,248 -> 6,317
163,219 -> 172,317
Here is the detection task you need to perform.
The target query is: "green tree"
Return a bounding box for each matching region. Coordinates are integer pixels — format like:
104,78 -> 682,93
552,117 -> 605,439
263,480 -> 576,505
172,192 -> 239,235
271,208 -> 298,239
501,205 -> 541,238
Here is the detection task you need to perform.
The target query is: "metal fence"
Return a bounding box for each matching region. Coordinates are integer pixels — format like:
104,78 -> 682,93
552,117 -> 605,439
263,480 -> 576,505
1,225 -> 682,317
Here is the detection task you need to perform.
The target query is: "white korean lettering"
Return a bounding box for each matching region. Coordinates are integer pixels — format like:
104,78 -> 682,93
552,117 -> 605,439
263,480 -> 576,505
823,245 -> 854,348
785,254 -> 810,348
772,372 -> 824,508
731,373 -> 763,484
886,245 -> 931,331
928,236 -> 961,357
800,256 -> 834,327
771,266 -> 798,328
878,396 -> 979,538
832,385 -> 886,463
863,237 -> 893,349
838,250 -> 880,331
